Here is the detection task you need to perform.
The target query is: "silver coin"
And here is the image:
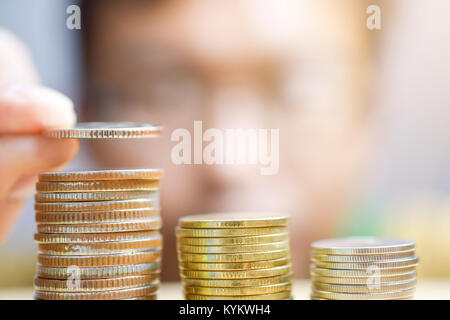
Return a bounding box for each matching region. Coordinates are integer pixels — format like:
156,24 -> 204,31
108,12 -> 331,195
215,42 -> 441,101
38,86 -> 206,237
44,122 -> 163,139
36,262 -> 161,279
35,191 -> 157,202
311,237 -> 415,255
38,169 -> 164,182
34,284 -> 159,300
35,199 -> 154,212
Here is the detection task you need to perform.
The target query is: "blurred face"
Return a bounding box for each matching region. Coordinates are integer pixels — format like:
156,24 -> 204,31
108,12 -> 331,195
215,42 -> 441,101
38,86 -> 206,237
84,0 -> 371,279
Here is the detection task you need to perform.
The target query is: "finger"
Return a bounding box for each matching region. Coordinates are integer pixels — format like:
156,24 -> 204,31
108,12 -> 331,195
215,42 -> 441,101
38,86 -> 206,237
0,136 -> 79,242
0,29 -> 76,133
0,83 -> 77,134
0,29 -> 38,85
0,136 -> 79,197
0,29 -> 78,243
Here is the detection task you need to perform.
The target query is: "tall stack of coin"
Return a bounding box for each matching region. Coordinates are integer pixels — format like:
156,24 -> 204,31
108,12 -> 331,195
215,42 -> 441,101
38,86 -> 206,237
33,123 -> 164,300
310,237 -> 419,300
176,213 -> 293,300
34,169 -> 163,300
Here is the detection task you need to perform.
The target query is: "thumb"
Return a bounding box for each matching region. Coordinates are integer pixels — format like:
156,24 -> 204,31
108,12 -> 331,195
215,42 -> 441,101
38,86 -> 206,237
0,83 -> 79,242
0,136 -> 79,197
0,29 -> 79,243
0,136 -> 79,243
0,83 -> 77,134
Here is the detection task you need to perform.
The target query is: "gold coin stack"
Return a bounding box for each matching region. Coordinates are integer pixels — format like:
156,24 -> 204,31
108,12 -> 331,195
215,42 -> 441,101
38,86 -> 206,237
310,237 -> 419,300
33,169 -> 163,300
176,213 -> 293,300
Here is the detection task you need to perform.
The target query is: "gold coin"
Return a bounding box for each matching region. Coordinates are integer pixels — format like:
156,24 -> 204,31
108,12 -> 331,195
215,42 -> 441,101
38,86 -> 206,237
36,180 -> 159,193
312,279 -> 417,293
311,288 -> 416,300
34,275 -> 159,292
43,122 -> 163,139
178,250 -> 289,263
184,282 -> 292,296
184,291 -> 291,300
37,219 -> 162,233
37,262 -> 161,280
180,264 -> 292,279
312,256 -> 419,270
311,237 -> 415,256
178,241 -> 289,254
179,213 -> 289,229
178,233 -> 289,246
34,231 -> 160,243
310,266 -> 417,278
39,169 -> 163,182
176,226 -> 288,238
35,284 -> 159,300
311,271 -> 417,285
35,191 -> 156,202
37,250 -> 161,267
36,208 -> 159,224
35,199 -> 154,212
311,251 -> 415,263
182,274 -> 293,288
180,257 -> 290,271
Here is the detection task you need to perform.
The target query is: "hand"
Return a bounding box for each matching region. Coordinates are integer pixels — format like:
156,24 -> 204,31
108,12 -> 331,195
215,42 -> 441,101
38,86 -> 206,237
0,29 -> 79,242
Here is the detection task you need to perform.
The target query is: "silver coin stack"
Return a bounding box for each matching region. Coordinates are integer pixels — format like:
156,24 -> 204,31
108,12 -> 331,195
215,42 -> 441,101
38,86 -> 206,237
33,169 -> 164,300
310,237 -> 419,300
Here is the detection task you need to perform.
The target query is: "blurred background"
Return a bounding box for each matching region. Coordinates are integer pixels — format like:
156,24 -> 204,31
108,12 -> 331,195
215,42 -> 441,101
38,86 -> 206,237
1,0 -> 450,287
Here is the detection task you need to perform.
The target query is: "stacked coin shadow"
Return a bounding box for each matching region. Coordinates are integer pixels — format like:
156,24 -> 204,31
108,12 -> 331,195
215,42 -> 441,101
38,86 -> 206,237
310,237 -> 419,300
33,169 -> 163,300
176,213 -> 293,300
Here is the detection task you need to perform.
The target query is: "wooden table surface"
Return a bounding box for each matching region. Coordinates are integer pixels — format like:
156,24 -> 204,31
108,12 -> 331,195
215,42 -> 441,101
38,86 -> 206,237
0,279 -> 449,300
